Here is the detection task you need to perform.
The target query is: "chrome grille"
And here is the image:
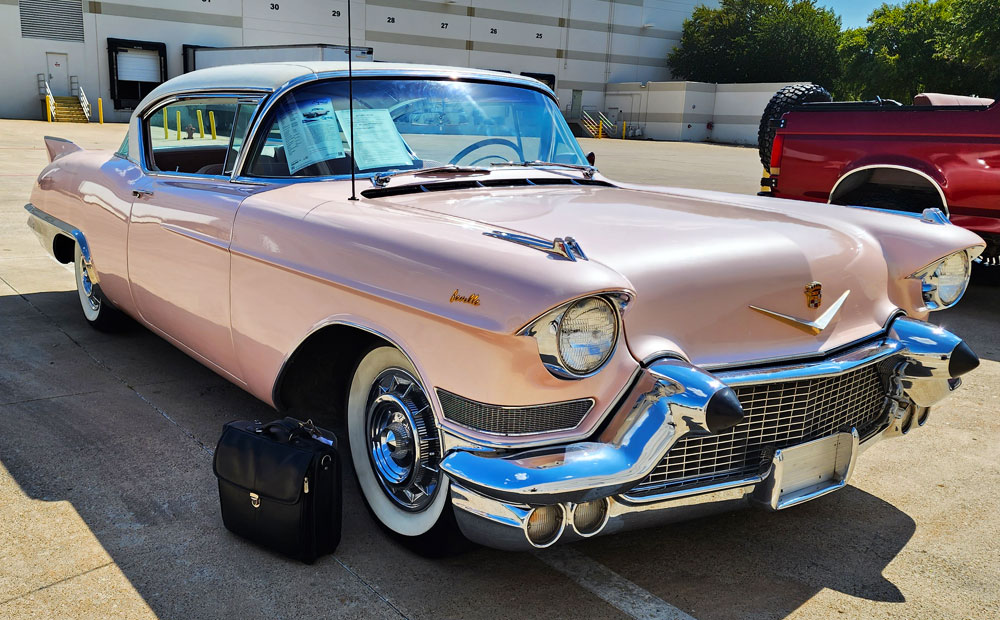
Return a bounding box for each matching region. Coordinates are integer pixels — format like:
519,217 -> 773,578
629,362 -> 889,497
437,389 -> 593,436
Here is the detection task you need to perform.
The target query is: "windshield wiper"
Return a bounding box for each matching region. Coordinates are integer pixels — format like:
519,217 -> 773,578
372,165 -> 487,187
490,161 -> 596,179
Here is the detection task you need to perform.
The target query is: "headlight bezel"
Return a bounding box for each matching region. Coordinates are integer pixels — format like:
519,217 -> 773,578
910,248 -> 975,311
520,293 -> 628,379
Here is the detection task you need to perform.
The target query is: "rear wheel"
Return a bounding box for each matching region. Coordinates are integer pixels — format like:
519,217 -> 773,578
346,346 -> 466,555
74,244 -> 126,331
758,84 -> 832,170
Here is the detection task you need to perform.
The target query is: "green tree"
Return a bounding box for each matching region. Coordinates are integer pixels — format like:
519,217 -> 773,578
835,0 -> 977,102
667,0 -> 842,86
939,0 -> 1000,96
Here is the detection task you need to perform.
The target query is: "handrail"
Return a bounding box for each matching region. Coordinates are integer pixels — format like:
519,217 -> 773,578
44,81 -> 57,121
597,111 -> 618,138
78,84 -> 91,120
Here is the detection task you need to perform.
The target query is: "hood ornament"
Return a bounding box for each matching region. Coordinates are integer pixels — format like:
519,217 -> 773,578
484,230 -> 588,262
750,290 -> 850,336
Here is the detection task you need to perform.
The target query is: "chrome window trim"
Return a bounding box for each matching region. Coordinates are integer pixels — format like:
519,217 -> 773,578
231,70 -> 560,182
137,92 -> 266,180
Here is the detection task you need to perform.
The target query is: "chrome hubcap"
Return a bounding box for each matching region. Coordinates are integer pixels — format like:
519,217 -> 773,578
366,369 -> 440,511
78,256 -> 99,312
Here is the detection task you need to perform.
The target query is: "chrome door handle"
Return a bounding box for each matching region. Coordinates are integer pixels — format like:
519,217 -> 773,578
132,189 -> 153,198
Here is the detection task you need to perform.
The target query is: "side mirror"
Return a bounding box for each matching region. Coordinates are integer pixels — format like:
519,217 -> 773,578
586,151 -> 596,166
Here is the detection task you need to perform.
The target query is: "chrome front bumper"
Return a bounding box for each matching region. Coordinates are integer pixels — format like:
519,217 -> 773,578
442,316 -> 977,550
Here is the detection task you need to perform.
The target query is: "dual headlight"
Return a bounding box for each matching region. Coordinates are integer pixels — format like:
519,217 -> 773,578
521,295 -> 623,378
912,249 -> 974,310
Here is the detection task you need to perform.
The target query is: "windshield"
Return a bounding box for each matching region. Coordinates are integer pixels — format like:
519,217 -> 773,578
245,78 -> 588,178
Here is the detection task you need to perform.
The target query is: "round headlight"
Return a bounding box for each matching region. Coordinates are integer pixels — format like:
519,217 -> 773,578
932,251 -> 970,306
557,297 -> 618,374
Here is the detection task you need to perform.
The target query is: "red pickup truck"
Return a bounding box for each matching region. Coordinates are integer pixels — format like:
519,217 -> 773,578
758,85 -> 999,263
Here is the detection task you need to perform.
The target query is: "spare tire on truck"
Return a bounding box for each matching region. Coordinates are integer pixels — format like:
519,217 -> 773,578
757,84 -> 832,171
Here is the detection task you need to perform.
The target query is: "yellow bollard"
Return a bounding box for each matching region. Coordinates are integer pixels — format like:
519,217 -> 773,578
176,110 -> 181,140
98,98 -> 103,124
45,95 -> 52,122
208,111 -> 217,140
196,109 -> 205,138
163,109 -> 169,139
622,121 -> 626,140
598,119 -> 603,139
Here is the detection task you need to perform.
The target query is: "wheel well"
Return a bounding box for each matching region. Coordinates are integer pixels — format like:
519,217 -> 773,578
272,324 -> 389,422
53,233 -> 75,264
830,167 -> 947,213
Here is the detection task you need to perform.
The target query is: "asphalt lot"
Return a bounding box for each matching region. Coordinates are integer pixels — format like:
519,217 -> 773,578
1,120 -> 998,619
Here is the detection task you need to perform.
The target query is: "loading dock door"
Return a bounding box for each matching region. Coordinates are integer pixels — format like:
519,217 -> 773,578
107,38 -> 166,110
116,49 -> 160,82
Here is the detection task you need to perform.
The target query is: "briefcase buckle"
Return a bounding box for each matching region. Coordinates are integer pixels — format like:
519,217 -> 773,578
249,492 -> 260,509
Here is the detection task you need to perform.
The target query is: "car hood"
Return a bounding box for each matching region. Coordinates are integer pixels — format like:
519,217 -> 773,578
365,179 -> 980,367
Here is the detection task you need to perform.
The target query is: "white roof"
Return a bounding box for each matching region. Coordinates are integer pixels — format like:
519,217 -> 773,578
136,62 -> 551,115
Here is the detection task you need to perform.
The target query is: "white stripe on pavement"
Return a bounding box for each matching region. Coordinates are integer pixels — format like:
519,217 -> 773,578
535,547 -> 698,620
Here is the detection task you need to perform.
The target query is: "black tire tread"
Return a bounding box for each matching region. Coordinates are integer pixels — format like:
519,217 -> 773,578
758,84 -> 833,170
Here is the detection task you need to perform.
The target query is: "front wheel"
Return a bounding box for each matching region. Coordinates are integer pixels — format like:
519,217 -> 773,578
347,346 -> 464,554
74,244 -> 126,332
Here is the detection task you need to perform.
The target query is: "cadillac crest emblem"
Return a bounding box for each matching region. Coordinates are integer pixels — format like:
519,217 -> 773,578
804,281 -> 822,309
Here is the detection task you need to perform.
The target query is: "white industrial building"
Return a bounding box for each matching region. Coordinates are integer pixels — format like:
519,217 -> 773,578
1,0 -> 711,124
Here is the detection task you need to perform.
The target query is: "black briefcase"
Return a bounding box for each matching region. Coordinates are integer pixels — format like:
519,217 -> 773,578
213,417 -> 342,563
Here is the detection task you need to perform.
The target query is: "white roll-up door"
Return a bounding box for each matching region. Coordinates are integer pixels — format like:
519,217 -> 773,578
116,49 -> 161,82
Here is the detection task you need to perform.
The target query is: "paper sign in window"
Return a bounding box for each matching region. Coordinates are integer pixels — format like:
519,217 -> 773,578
335,108 -> 413,171
277,98 -> 345,174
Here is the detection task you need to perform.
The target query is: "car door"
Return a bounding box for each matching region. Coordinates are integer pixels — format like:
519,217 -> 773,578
127,95 -> 261,381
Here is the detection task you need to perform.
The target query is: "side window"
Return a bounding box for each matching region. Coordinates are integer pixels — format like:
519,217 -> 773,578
145,98 -> 242,175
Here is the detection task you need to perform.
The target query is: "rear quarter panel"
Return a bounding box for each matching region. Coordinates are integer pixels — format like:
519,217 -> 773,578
29,150 -> 141,315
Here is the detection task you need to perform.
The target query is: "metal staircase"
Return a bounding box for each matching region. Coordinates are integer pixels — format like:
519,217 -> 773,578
37,73 -> 91,122
52,97 -> 89,123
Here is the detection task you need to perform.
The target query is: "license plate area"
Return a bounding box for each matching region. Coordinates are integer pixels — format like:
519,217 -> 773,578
751,427 -> 859,510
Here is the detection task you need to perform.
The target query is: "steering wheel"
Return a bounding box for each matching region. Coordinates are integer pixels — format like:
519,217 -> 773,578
449,138 -> 523,166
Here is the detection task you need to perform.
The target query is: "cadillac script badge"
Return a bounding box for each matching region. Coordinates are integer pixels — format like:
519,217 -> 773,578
450,289 -> 481,306
804,281 -> 822,309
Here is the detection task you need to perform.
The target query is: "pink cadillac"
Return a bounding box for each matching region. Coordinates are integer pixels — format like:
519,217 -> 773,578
26,63 -> 983,551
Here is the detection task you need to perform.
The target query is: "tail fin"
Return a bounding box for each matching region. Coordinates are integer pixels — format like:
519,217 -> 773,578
44,135 -> 82,162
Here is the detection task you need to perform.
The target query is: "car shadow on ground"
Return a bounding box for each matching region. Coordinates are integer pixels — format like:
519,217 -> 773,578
0,289 -> 934,619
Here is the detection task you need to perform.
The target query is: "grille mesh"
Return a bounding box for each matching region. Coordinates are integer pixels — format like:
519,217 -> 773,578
629,362 -> 889,497
437,389 -> 593,436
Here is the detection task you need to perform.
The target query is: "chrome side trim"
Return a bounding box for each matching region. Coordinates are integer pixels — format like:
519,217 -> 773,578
828,164 -> 949,215
24,203 -> 98,284
25,203 -> 72,235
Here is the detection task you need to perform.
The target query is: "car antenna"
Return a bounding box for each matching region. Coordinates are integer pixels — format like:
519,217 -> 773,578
347,0 -> 358,201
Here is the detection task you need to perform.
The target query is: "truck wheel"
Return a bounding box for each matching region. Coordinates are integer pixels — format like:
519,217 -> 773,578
74,244 -> 127,332
758,84 -> 832,170
346,345 -> 468,556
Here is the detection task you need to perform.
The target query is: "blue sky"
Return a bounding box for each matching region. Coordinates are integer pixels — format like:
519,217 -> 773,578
825,0 -> 891,28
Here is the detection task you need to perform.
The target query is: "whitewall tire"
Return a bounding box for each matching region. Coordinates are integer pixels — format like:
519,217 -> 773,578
347,346 -> 449,537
